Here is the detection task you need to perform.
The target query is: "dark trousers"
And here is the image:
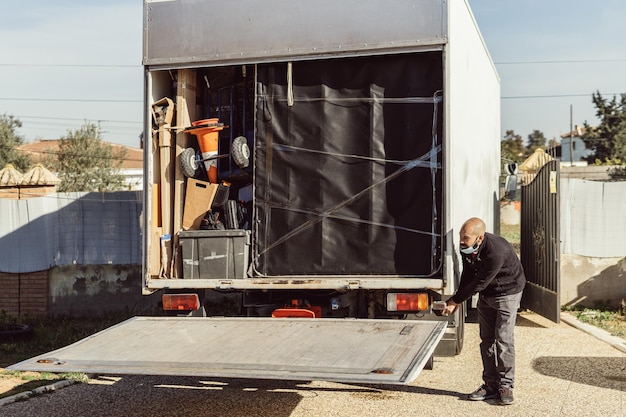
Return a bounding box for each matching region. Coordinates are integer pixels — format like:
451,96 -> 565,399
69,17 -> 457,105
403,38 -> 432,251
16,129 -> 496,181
477,292 -> 523,389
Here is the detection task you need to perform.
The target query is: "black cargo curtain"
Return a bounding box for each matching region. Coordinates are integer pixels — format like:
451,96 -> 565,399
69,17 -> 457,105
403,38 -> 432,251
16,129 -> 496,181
253,53 -> 443,276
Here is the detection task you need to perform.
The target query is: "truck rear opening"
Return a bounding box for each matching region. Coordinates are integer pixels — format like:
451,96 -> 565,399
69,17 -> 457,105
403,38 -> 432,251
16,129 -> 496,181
145,53 -> 444,285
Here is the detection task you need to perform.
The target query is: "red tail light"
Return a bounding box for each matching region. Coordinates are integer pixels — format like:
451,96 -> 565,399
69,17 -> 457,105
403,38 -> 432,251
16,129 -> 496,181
387,293 -> 429,312
162,294 -> 200,311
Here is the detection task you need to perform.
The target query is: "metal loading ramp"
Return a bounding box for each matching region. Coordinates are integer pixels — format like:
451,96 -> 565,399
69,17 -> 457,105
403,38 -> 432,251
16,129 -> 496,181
9,317 -> 447,385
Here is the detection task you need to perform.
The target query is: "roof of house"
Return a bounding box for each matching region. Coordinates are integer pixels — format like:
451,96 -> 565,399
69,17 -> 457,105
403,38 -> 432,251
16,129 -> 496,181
560,125 -> 586,139
0,164 -> 24,186
22,164 -> 61,185
16,139 -> 143,170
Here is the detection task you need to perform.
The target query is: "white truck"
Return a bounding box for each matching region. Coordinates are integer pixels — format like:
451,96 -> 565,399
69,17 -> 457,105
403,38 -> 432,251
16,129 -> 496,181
10,0 -> 501,385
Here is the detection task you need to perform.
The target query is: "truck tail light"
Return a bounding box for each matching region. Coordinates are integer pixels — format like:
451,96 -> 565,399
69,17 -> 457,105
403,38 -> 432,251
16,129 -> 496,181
162,294 -> 200,311
386,293 -> 429,312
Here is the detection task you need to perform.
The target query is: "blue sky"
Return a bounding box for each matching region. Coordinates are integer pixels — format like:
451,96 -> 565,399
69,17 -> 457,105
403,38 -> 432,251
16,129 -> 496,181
0,1 -> 143,147
1,1 -> 625,148
470,0 -> 626,142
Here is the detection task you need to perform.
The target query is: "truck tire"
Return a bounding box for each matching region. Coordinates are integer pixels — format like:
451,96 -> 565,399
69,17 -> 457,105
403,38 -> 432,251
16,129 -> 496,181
231,136 -> 250,169
180,147 -> 201,178
424,354 -> 434,370
455,302 -> 466,355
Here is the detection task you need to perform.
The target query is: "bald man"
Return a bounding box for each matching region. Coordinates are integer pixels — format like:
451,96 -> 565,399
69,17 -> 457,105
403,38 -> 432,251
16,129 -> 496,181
443,217 -> 526,405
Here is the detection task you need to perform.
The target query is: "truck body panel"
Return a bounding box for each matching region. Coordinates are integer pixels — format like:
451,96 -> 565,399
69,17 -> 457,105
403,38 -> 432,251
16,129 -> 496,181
143,0 -> 446,67
9,317 -> 446,385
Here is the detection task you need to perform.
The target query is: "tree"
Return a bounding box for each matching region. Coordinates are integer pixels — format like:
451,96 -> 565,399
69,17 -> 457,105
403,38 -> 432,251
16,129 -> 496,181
582,91 -> 626,164
526,129 -> 547,155
501,130 -> 525,163
52,123 -> 127,192
547,137 -> 559,149
0,114 -> 33,171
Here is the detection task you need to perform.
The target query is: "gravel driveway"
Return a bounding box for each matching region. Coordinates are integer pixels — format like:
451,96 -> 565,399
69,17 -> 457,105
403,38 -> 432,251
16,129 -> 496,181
1,311 -> 624,417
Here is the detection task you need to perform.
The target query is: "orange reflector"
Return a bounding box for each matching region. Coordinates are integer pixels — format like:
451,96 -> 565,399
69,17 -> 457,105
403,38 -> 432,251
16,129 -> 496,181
271,307 -> 321,318
162,294 -> 200,311
386,293 -> 429,312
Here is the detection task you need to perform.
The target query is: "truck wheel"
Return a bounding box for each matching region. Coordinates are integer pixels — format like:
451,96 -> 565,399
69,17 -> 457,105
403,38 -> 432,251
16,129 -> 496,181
455,302 -> 466,355
424,354 -> 434,370
231,136 -> 250,169
180,147 -> 201,178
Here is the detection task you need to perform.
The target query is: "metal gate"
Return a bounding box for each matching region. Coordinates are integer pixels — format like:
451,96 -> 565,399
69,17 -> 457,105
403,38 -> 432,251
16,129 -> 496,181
520,159 -> 560,323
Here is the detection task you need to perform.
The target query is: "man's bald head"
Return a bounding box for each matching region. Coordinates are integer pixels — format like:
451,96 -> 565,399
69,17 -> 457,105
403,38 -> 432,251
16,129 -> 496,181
459,217 -> 486,250
461,217 -> 486,236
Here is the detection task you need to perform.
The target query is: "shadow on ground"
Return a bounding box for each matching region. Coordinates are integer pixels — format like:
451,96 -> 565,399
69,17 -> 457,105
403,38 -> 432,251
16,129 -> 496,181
533,356 -> 626,391
0,374 -> 472,417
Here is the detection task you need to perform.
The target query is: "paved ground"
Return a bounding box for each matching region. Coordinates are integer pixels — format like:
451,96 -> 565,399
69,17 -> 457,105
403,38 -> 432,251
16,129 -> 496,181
1,311 -> 624,416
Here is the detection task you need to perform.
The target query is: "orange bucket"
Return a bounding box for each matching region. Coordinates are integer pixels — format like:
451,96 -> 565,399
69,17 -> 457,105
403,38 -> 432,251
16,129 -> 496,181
188,119 -> 223,183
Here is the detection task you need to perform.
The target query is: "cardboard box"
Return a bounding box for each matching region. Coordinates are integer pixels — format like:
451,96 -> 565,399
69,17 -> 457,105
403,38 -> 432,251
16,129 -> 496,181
182,179 -> 219,230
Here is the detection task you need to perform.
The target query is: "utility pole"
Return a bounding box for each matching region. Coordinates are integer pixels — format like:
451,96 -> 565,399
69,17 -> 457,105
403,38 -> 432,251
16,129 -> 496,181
569,104 -> 574,167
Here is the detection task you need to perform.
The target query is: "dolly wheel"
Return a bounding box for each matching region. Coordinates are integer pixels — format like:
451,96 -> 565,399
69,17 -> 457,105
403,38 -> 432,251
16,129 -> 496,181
231,136 -> 250,169
180,147 -> 200,178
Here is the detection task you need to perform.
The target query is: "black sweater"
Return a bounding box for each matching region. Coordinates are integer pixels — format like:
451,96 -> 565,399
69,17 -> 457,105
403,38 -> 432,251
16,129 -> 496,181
451,233 -> 526,304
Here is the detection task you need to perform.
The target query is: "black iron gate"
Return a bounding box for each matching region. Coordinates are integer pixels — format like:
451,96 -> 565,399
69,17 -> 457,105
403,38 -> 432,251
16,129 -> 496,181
520,159 -> 560,323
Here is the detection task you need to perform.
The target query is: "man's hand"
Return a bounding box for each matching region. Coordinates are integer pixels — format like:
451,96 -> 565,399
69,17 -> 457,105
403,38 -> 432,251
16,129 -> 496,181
443,299 -> 459,316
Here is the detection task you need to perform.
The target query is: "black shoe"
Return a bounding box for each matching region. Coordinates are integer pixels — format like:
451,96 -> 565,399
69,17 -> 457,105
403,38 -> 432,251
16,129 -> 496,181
499,386 -> 514,405
468,384 -> 498,401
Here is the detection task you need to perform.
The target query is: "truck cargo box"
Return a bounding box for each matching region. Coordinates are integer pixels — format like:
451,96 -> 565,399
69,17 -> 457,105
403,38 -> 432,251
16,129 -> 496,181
179,229 -> 250,279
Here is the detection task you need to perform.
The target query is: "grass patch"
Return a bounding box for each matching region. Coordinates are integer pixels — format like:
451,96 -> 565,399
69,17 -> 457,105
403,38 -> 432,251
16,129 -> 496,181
563,305 -> 626,338
0,310 -> 141,398
500,223 -> 521,244
0,310 -> 139,368
499,223 -> 520,254
0,371 -> 88,399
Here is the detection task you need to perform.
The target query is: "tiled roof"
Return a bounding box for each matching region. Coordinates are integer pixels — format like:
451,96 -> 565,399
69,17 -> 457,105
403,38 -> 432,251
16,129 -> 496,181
16,140 -> 143,169
560,125 -> 586,139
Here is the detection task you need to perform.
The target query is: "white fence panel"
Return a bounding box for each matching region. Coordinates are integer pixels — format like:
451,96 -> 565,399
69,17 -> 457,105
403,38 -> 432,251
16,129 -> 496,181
561,178 -> 626,257
0,191 -> 142,273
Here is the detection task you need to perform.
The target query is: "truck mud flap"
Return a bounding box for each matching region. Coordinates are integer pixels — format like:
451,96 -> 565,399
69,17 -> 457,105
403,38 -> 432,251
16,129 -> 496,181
9,317 -> 446,385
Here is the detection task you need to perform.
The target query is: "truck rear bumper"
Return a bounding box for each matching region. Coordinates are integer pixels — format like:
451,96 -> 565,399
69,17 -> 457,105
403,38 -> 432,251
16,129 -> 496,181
145,277 -> 445,293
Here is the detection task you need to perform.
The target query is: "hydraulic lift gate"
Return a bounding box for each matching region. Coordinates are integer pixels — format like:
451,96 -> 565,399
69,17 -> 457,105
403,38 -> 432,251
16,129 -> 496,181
9,317 -> 446,385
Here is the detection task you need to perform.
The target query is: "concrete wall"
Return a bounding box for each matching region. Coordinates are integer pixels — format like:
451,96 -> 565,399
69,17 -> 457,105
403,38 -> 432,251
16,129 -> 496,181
48,265 -> 161,317
0,266 -> 162,318
560,165 -> 624,181
561,255 -> 626,308
500,201 -> 520,225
